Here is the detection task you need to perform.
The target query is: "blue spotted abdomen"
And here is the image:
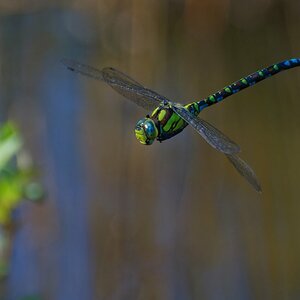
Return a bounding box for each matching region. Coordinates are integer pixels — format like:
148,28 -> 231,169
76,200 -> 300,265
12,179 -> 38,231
197,58 -> 300,111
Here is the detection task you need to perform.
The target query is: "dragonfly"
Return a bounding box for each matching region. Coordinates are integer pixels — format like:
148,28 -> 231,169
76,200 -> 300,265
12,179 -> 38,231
61,58 -> 300,193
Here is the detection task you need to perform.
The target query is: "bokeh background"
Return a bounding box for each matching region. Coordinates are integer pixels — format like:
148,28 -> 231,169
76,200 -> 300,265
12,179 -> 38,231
0,0 -> 300,299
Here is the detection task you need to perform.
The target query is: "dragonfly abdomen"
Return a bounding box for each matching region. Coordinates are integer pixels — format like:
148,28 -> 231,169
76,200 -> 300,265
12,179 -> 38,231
197,58 -> 300,110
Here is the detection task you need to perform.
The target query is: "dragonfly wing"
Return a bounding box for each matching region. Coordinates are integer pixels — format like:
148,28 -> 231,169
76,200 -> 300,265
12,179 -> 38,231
226,154 -> 262,192
171,104 -> 240,154
100,67 -> 144,87
61,58 -> 105,80
101,67 -> 166,111
61,59 -> 162,111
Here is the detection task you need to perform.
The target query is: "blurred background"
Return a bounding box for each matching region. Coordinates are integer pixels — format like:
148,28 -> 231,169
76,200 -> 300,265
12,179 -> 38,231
0,0 -> 300,299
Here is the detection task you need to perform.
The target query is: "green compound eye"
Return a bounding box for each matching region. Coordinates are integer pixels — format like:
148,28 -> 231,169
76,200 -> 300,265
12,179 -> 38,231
134,118 -> 158,145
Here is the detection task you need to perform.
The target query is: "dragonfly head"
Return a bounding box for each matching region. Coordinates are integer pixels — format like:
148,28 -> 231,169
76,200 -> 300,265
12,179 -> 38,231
134,117 -> 158,145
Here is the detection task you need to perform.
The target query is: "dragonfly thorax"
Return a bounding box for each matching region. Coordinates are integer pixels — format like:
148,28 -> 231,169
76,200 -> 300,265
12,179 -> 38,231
134,117 -> 158,145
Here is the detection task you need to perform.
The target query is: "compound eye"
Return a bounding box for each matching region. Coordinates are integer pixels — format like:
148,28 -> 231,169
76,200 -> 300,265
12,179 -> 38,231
134,118 -> 158,145
144,120 -> 158,139
135,119 -> 144,128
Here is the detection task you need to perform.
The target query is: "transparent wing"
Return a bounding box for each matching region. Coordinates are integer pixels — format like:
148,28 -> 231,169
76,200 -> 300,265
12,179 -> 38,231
101,67 -> 167,110
226,154 -> 262,193
61,58 -> 105,81
101,67 -> 144,87
61,58 -> 163,111
171,104 -> 240,154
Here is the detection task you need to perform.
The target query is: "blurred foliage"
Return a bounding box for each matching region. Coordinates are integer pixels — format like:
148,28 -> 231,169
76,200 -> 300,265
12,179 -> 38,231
0,122 -> 43,280
0,122 -> 43,225
20,296 -> 41,300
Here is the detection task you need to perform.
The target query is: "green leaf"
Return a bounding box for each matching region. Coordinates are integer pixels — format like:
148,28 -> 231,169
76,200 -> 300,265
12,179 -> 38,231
0,123 -> 22,170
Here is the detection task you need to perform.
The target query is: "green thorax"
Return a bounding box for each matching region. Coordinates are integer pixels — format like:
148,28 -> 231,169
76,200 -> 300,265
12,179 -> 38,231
151,102 -> 200,142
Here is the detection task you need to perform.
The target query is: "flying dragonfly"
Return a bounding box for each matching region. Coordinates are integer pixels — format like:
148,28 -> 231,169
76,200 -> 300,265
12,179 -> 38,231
61,57 -> 300,192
